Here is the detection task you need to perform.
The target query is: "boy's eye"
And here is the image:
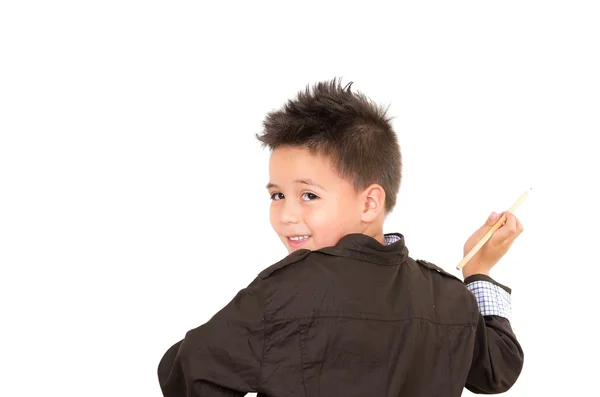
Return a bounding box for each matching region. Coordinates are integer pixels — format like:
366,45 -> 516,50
270,192 -> 284,201
301,192 -> 319,201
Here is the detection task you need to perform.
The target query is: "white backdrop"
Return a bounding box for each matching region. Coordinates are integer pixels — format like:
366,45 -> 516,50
1,1 -> 598,396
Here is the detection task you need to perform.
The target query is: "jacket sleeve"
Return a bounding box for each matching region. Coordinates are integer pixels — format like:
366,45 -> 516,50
464,275 -> 524,394
157,281 -> 264,397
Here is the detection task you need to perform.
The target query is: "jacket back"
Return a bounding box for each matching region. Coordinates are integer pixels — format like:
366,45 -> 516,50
158,233 -> 523,397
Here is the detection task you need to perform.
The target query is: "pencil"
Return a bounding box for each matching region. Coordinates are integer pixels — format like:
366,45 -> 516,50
456,188 -> 531,271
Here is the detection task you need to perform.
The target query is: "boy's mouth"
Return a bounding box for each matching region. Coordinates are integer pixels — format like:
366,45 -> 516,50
286,235 -> 311,247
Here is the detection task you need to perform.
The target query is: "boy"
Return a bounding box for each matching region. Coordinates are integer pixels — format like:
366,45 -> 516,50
157,79 -> 524,396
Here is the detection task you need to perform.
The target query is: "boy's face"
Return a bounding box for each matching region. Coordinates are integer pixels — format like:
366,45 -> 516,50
268,146 -> 365,253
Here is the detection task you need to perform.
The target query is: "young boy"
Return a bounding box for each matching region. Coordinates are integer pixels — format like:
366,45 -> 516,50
157,79 -> 524,397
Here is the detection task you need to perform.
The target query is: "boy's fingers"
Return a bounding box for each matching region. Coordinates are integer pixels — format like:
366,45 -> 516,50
496,211 -> 518,242
515,216 -> 523,235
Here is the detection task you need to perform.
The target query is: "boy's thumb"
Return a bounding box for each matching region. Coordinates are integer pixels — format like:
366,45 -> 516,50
486,212 -> 500,225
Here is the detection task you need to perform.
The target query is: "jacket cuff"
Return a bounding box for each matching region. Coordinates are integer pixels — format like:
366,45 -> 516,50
464,274 -> 511,294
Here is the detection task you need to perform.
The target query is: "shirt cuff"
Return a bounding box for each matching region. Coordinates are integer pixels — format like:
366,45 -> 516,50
465,276 -> 512,320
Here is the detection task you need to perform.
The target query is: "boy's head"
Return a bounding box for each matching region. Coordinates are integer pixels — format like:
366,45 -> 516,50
256,78 -> 402,253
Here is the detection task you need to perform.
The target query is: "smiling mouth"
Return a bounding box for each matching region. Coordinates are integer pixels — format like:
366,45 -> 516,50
286,235 -> 311,247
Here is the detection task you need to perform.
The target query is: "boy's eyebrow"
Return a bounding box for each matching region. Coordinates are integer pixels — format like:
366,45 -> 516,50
265,179 -> 327,191
296,179 -> 326,191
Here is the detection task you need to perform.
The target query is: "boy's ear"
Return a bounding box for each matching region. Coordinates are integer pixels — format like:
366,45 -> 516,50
360,184 -> 386,223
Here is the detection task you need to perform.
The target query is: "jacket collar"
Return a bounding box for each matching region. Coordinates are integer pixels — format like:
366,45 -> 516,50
314,232 -> 409,265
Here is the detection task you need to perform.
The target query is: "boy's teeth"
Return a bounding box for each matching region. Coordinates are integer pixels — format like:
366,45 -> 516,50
289,236 -> 309,241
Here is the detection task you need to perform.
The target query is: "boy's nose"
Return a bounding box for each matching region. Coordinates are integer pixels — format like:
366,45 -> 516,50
280,202 -> 301,224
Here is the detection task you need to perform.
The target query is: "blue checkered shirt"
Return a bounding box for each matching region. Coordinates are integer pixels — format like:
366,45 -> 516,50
384,234 -> 511,320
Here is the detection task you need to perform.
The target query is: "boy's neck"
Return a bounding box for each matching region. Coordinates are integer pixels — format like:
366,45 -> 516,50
371,232 -> 385,245
361,226 -> 385,245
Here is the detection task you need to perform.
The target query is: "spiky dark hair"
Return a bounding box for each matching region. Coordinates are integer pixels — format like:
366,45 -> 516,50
256,78 -> 401,212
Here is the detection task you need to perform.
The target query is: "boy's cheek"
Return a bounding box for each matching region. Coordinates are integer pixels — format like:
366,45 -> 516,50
269,207 -> 280,233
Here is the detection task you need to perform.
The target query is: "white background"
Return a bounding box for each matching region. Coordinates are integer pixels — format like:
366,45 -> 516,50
1,1 -> 598,396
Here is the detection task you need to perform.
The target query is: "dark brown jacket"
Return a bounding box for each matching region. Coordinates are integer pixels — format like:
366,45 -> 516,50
158,233 -> 523,396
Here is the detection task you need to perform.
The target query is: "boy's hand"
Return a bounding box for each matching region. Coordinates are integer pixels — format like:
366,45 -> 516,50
462,211 -> 524,279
